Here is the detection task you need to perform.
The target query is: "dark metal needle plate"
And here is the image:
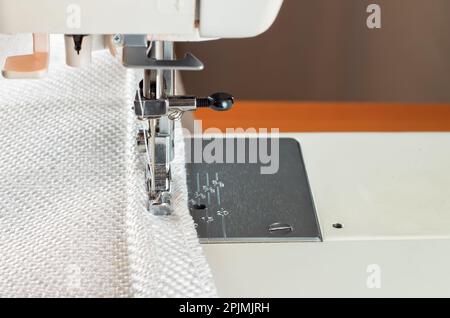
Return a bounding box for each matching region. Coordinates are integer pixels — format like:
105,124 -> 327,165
185,138 -> 322,243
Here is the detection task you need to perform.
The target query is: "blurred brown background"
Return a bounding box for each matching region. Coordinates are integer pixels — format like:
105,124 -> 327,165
178,0 -> 450,103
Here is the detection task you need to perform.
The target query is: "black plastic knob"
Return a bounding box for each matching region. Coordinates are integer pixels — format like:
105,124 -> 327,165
197,92 -> 234,111
210,92 -> 234,111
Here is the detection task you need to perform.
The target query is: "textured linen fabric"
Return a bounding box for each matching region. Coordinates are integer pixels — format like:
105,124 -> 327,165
0,35 -> 216,297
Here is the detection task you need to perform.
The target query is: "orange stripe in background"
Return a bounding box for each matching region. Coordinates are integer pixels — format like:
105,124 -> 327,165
195,101 -> 450,132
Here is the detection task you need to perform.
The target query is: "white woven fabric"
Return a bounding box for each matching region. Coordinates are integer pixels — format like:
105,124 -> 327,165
0,35 -> 216,297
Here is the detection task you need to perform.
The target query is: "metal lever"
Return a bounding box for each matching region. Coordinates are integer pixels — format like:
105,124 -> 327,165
135,90 -> 234,118
123,47 -> 204,70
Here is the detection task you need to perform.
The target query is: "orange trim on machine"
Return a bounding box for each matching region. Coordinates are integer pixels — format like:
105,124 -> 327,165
194,101 -> 450,132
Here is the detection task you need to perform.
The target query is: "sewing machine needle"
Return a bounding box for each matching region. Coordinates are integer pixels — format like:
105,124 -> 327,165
149,118 -> 156,195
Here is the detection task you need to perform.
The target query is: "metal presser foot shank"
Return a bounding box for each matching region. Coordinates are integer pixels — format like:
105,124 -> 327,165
123,36 -> 234,215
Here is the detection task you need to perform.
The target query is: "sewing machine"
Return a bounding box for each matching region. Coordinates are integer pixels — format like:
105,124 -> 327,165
0,0 -> 284,214
3,0 -> 450,299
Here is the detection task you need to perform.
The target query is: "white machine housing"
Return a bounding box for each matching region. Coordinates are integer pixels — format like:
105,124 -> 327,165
0,0 -> 283,40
